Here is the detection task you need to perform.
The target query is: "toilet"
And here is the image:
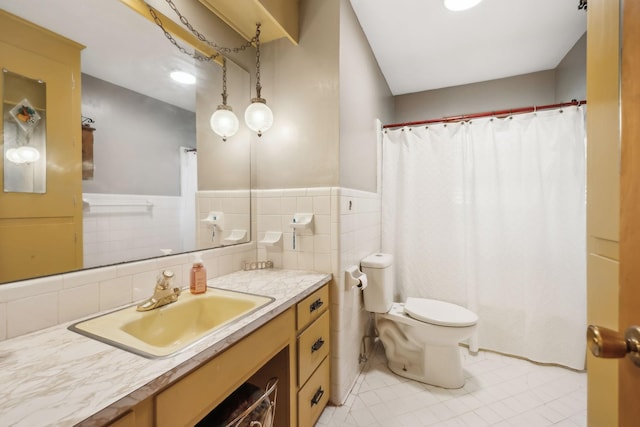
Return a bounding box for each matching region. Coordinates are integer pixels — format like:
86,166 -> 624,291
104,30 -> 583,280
361,253 -> 478,389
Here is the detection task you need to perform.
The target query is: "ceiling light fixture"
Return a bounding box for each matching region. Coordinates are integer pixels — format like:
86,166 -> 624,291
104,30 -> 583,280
170,70 -> 196,85
209,57 -> 239,141
444,0 -> 483,12
244,23 -> 273,137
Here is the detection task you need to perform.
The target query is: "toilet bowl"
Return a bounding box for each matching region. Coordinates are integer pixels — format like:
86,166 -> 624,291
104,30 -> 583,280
361,253 -> 478,389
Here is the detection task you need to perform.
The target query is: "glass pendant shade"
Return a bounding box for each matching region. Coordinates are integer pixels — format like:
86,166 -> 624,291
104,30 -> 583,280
244,99 -> 273,136
6,146 -> 40,164
210,106 -> 239,141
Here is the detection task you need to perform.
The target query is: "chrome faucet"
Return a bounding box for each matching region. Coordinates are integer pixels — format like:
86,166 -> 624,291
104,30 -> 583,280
136,270 -> 182,312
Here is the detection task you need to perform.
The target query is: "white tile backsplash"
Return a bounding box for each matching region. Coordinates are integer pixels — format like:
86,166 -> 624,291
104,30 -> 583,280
59,283 -> 100,323
0,303 -> 6,340
99,276 -> 133,311
7,292 -> 58,338
0,275 -> 64,303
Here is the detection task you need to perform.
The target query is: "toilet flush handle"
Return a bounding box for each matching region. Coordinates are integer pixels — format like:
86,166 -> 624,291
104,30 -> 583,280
587,325 -> 640,367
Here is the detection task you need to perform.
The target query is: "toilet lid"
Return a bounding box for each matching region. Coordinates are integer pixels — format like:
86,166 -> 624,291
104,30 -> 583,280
404,297 -> 478,327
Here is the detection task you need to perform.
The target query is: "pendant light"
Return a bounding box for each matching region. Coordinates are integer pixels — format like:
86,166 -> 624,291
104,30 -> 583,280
245,23 -> 273,137
210,57 -> 239,141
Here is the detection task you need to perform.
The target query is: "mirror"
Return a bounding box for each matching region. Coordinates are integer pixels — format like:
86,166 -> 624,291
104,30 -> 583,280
0,0 -> 252,283
3,69 -> 47,193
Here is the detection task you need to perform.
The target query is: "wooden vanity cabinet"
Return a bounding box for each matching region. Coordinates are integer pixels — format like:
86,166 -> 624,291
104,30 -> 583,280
296,285 -> 331,427
155,308 -> 296,427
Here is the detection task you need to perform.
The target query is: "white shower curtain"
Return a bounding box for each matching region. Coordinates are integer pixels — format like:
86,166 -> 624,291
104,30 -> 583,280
382,106 -> 586,370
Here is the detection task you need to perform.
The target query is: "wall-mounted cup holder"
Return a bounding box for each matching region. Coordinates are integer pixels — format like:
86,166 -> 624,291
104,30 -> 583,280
289,213 -> 314,230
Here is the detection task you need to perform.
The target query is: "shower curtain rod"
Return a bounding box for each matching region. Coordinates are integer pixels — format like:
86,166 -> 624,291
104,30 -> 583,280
382,99 -> 587,129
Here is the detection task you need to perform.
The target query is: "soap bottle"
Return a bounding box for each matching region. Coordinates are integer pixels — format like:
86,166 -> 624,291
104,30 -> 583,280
190,253 -> 207,294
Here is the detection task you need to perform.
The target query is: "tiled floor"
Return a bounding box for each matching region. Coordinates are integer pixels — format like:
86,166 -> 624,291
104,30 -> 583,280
318,342 -> 586,426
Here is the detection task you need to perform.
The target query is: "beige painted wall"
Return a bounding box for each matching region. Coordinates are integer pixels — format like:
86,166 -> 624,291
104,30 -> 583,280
394,70 -> 557,124
555,33 -> 587,103
339,0 -> 394,193
254,0 -> 341,189
393,33 -> 586,125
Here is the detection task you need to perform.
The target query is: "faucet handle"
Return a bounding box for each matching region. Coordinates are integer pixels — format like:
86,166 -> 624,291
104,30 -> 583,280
156,270 -> 175,290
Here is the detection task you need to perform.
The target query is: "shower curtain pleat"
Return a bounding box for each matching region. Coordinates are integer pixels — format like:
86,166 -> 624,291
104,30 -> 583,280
382,107 -> 586,370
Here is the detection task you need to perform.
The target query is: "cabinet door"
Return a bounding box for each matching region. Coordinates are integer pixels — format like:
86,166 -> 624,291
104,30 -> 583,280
0,12 -> 83,282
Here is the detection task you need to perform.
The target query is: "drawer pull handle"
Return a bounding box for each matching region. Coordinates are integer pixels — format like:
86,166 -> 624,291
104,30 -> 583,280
311,337 -> 325,353
310,298 -> 324,313
311,387 -> 324,406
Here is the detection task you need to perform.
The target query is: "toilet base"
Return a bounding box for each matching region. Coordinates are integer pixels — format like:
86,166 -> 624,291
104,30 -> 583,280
383,343 -> 466,389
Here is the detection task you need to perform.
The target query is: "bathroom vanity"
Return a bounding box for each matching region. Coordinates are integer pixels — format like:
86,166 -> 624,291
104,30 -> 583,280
0,269 -> 331,427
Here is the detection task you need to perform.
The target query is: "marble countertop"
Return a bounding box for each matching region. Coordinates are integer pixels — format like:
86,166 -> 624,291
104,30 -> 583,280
0,269 -> 331,427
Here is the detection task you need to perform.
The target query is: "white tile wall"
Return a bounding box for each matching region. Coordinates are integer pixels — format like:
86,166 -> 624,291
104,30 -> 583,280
83,193 -> 184,268
255,187 -> 335,273
196,190 -> 251,248
333,188 -> 381,405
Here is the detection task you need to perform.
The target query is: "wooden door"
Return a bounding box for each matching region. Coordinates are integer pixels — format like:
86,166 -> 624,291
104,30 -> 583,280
587,1 -> 640,425
585,0 -> 620,423
618,0 -> 640,424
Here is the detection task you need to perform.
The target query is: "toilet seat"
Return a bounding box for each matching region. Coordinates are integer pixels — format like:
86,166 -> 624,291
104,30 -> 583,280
404,297 -> 478,327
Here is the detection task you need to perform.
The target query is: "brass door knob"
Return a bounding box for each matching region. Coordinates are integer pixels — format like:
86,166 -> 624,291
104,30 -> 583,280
587,325 -> 640,367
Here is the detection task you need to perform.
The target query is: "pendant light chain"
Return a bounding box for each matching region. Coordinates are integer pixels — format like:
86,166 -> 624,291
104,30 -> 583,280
254,23 -> 262,100
163,0 -> 258,54
148,7 -> 218,62
221,57 -> 228,106
149,0 -> 273,138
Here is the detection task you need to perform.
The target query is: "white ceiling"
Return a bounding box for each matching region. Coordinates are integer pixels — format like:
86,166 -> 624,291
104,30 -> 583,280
1,0 -> 587,108
349,0 -> 587,95
0,0 -> 197,111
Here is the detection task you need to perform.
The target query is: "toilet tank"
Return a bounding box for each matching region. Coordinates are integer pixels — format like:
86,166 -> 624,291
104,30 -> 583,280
360,253 -> 394,313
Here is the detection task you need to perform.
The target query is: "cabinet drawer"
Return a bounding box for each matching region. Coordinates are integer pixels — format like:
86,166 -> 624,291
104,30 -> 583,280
297,285 -> 329,330
298,357 -> 330,427
298,310 -> 330,385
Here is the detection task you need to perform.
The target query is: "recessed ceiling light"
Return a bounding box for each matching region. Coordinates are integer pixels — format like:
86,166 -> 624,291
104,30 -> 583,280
444,0 -> 483,12
170,71 -> 196,85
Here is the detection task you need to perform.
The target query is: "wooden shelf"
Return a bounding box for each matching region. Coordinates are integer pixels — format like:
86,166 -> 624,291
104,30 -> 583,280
198,0 -> 299,45
119,0 -> 223,64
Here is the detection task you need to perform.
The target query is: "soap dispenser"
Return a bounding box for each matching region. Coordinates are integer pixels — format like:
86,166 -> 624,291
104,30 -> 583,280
190,253 -> 207,294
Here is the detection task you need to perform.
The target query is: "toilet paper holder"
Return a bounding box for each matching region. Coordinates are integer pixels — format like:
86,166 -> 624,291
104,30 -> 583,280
345,265 -> 367,289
